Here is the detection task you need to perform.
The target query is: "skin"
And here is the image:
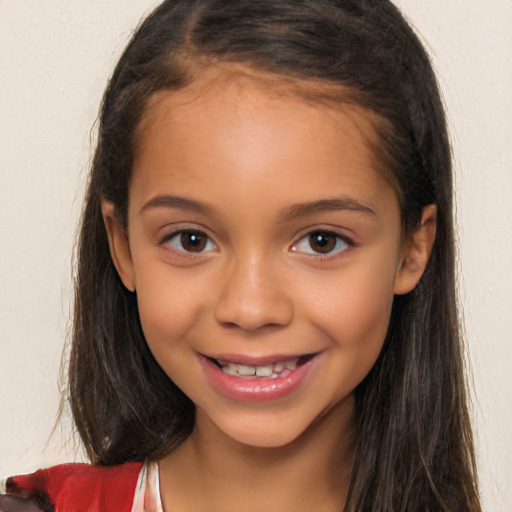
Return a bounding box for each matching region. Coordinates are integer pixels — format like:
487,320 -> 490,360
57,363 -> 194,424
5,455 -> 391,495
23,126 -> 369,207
103,71 -> 436,511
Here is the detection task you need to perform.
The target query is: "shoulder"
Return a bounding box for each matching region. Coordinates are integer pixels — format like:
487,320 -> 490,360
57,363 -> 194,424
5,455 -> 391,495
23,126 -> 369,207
3,461 -> 143,512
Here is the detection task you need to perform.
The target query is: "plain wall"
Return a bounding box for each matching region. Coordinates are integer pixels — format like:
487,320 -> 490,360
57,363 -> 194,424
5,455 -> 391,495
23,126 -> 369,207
1,1 -> 511,509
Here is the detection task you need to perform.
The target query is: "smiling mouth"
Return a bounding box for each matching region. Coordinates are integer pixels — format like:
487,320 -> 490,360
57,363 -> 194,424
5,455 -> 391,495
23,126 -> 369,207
209,354 -> 318,379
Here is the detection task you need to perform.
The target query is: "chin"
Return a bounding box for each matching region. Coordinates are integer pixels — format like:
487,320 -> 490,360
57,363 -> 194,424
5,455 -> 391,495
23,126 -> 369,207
211,414 -> 312,449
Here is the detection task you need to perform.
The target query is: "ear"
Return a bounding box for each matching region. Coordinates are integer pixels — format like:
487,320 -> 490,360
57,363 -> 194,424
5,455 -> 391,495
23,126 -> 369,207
393,204 -> 437,295
102,200 -> 136,292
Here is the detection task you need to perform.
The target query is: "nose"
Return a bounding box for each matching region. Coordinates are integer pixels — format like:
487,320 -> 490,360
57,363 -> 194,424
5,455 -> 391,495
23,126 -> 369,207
214,253 -> 294,332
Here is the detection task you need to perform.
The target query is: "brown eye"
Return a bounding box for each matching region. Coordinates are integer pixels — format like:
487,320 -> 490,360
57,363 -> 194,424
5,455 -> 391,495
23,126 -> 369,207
181,231 -> 206,252
292,230 -> 350,256
308,232 -> 337,253
167,230 -> 216,253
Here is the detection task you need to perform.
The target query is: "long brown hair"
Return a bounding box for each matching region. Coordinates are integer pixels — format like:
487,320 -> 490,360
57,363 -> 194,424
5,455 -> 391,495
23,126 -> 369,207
69,1 -> 481,510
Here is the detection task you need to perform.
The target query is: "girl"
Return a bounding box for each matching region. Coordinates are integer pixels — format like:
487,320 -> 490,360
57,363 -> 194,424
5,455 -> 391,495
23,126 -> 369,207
1,0 -> 481,510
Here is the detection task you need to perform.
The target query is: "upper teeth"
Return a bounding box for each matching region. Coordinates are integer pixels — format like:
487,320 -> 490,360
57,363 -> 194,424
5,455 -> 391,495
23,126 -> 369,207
217,358 -> 299,379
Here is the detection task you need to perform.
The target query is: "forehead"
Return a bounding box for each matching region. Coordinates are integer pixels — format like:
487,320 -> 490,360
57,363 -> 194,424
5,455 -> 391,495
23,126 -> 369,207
130,70 -> 397,220
135,65 -> 384,166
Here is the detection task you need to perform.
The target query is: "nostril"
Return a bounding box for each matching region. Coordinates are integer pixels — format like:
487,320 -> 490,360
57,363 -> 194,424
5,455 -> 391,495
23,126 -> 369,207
221,320 -> 291,333
219,320 -> 254,331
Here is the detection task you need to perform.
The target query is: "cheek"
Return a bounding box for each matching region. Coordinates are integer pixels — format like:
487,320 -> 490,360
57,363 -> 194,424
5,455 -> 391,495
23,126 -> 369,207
135,283 -> 203,391
306,259 -> 396,354
133,265 -> 205,355
306,268 -> 396,402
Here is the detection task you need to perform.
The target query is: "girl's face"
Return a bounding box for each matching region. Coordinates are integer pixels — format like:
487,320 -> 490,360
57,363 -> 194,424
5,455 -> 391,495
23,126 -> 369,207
106,74 -> 428,448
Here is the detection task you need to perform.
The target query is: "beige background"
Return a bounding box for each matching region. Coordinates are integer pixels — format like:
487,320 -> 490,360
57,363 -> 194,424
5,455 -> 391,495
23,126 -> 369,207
0,1 -> 511,509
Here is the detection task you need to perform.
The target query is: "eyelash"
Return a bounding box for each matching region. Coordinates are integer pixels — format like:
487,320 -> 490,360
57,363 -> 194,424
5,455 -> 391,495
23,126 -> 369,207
291,230 -> 355,259
159,228 -> 355,259
161,229 -> 217,254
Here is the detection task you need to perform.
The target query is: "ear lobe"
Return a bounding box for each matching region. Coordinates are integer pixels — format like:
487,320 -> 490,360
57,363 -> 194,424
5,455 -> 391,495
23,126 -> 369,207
102,200 -> 136,292
393,204 -> 437,295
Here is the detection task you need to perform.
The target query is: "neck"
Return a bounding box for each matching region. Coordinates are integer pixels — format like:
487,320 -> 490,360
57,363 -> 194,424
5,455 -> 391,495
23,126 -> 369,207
159,396 -> 356,512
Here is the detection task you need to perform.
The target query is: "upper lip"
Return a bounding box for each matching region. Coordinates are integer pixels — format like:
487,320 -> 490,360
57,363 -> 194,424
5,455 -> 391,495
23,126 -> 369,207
200,352 -> 320,366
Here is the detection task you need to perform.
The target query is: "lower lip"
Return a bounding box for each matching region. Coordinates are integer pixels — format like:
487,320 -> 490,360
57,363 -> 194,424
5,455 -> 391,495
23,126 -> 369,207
199,355 -> 319,403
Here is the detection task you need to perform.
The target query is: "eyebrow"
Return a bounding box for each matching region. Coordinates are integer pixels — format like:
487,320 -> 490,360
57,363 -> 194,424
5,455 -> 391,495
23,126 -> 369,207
280,197 -> 377,221
139,194 -> 377,220
139,195 -> 213,216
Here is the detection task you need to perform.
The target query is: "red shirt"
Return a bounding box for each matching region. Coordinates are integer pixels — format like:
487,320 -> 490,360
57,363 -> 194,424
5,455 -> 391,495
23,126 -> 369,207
2,462 -> 143,512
